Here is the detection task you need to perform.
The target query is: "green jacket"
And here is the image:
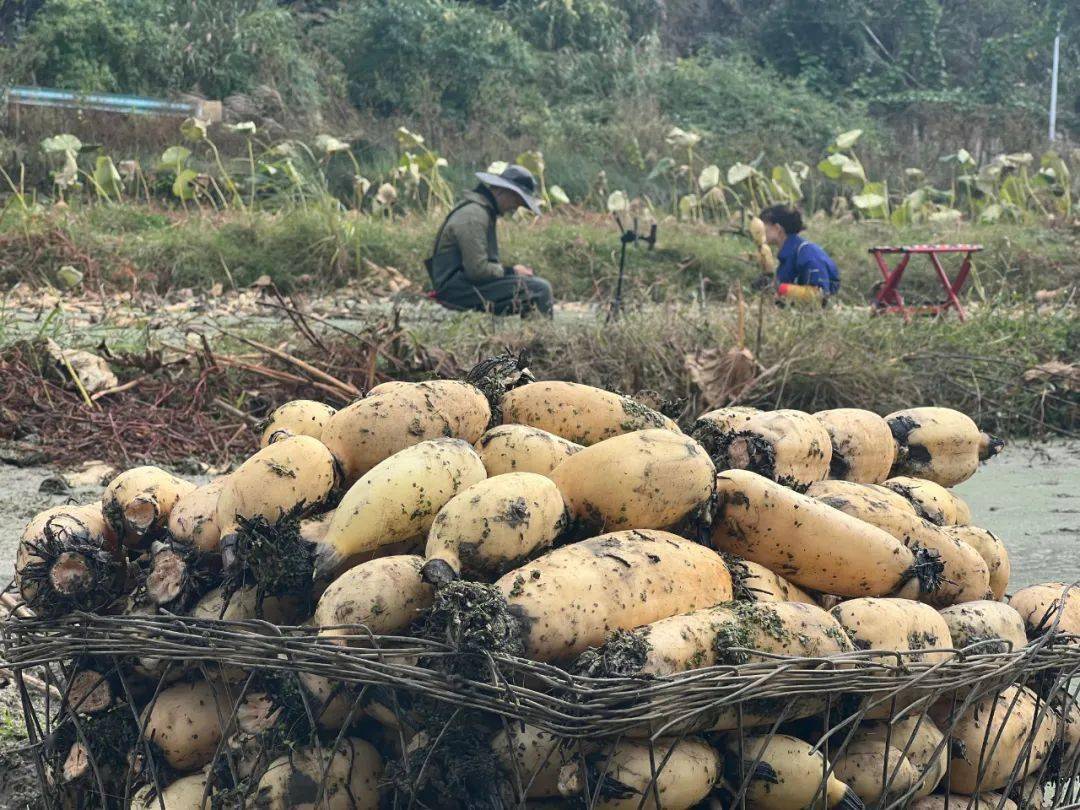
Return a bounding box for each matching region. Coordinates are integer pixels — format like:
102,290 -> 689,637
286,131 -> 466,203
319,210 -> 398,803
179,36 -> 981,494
428,190 -> 505,288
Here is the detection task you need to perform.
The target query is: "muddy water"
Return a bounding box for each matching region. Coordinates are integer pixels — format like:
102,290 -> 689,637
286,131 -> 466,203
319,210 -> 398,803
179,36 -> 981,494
953,440 -> 1080,591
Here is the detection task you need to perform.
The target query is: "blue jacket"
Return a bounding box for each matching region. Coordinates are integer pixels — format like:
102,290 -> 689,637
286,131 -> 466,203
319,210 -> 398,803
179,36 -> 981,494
776,234 -> 840,295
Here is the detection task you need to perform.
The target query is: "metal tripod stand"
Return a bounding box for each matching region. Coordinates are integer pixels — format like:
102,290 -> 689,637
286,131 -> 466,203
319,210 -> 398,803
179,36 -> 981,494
606,214 -> 657,322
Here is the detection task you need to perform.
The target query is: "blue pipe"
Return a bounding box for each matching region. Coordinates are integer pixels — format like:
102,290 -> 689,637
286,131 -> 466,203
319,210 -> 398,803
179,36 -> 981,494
6,86 -> 200,116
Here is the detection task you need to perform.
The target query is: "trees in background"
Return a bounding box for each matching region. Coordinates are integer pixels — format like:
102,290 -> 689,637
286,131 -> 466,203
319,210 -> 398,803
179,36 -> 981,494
0,0 -> 1075,188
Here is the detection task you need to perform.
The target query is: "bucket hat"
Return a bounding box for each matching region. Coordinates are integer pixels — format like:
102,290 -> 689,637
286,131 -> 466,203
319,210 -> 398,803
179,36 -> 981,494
475,164 -> 542,214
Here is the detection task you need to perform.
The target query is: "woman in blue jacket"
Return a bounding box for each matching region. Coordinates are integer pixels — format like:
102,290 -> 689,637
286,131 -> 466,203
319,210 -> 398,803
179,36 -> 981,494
759,205 -> 840,301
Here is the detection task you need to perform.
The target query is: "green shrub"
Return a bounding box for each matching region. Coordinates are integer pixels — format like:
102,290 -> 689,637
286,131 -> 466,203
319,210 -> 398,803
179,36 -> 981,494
655,55 -> 877,162
11,0 -> 178,94
504,0 -> 630,52
8,0 -> 327,106
324,0 -> 538,127
169,1 -> 330,107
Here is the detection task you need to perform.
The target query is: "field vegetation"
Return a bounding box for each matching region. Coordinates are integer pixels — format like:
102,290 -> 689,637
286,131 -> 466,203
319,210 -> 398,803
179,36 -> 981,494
2,0 -> 1077,194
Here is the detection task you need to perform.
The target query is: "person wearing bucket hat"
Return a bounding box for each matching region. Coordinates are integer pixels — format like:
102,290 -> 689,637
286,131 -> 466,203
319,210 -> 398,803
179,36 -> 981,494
424,164 -> 554,316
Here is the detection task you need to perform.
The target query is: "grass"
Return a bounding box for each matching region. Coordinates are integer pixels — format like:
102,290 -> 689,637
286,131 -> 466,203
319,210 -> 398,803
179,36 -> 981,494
0,709 -> 25,746
395,303 -> 1077,438
1,201 -> 1077,305
12,291 -> 1067,437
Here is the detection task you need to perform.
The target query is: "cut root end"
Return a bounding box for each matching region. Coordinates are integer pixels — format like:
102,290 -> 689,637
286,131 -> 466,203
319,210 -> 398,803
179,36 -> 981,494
145,541 -> 219,612
21,532 -> 128,616
49,553 -> 94,596
51,706 -> 142,790
236,692 -> 282,735
67,670 -> 113,715
146,548 -> 186,606
420,558 -> 460,589
19,507 -> 128,615
122,496 -> 160,543
557,763 -> 583,797
62,742 -> 90,783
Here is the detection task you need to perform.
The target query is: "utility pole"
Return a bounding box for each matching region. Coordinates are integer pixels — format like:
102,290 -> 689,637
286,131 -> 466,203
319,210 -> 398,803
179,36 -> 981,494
1049,24 -> 1061,141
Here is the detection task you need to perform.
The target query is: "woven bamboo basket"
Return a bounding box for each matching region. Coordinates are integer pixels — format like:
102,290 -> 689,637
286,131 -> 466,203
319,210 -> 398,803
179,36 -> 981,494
3,603 -> 1078,810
